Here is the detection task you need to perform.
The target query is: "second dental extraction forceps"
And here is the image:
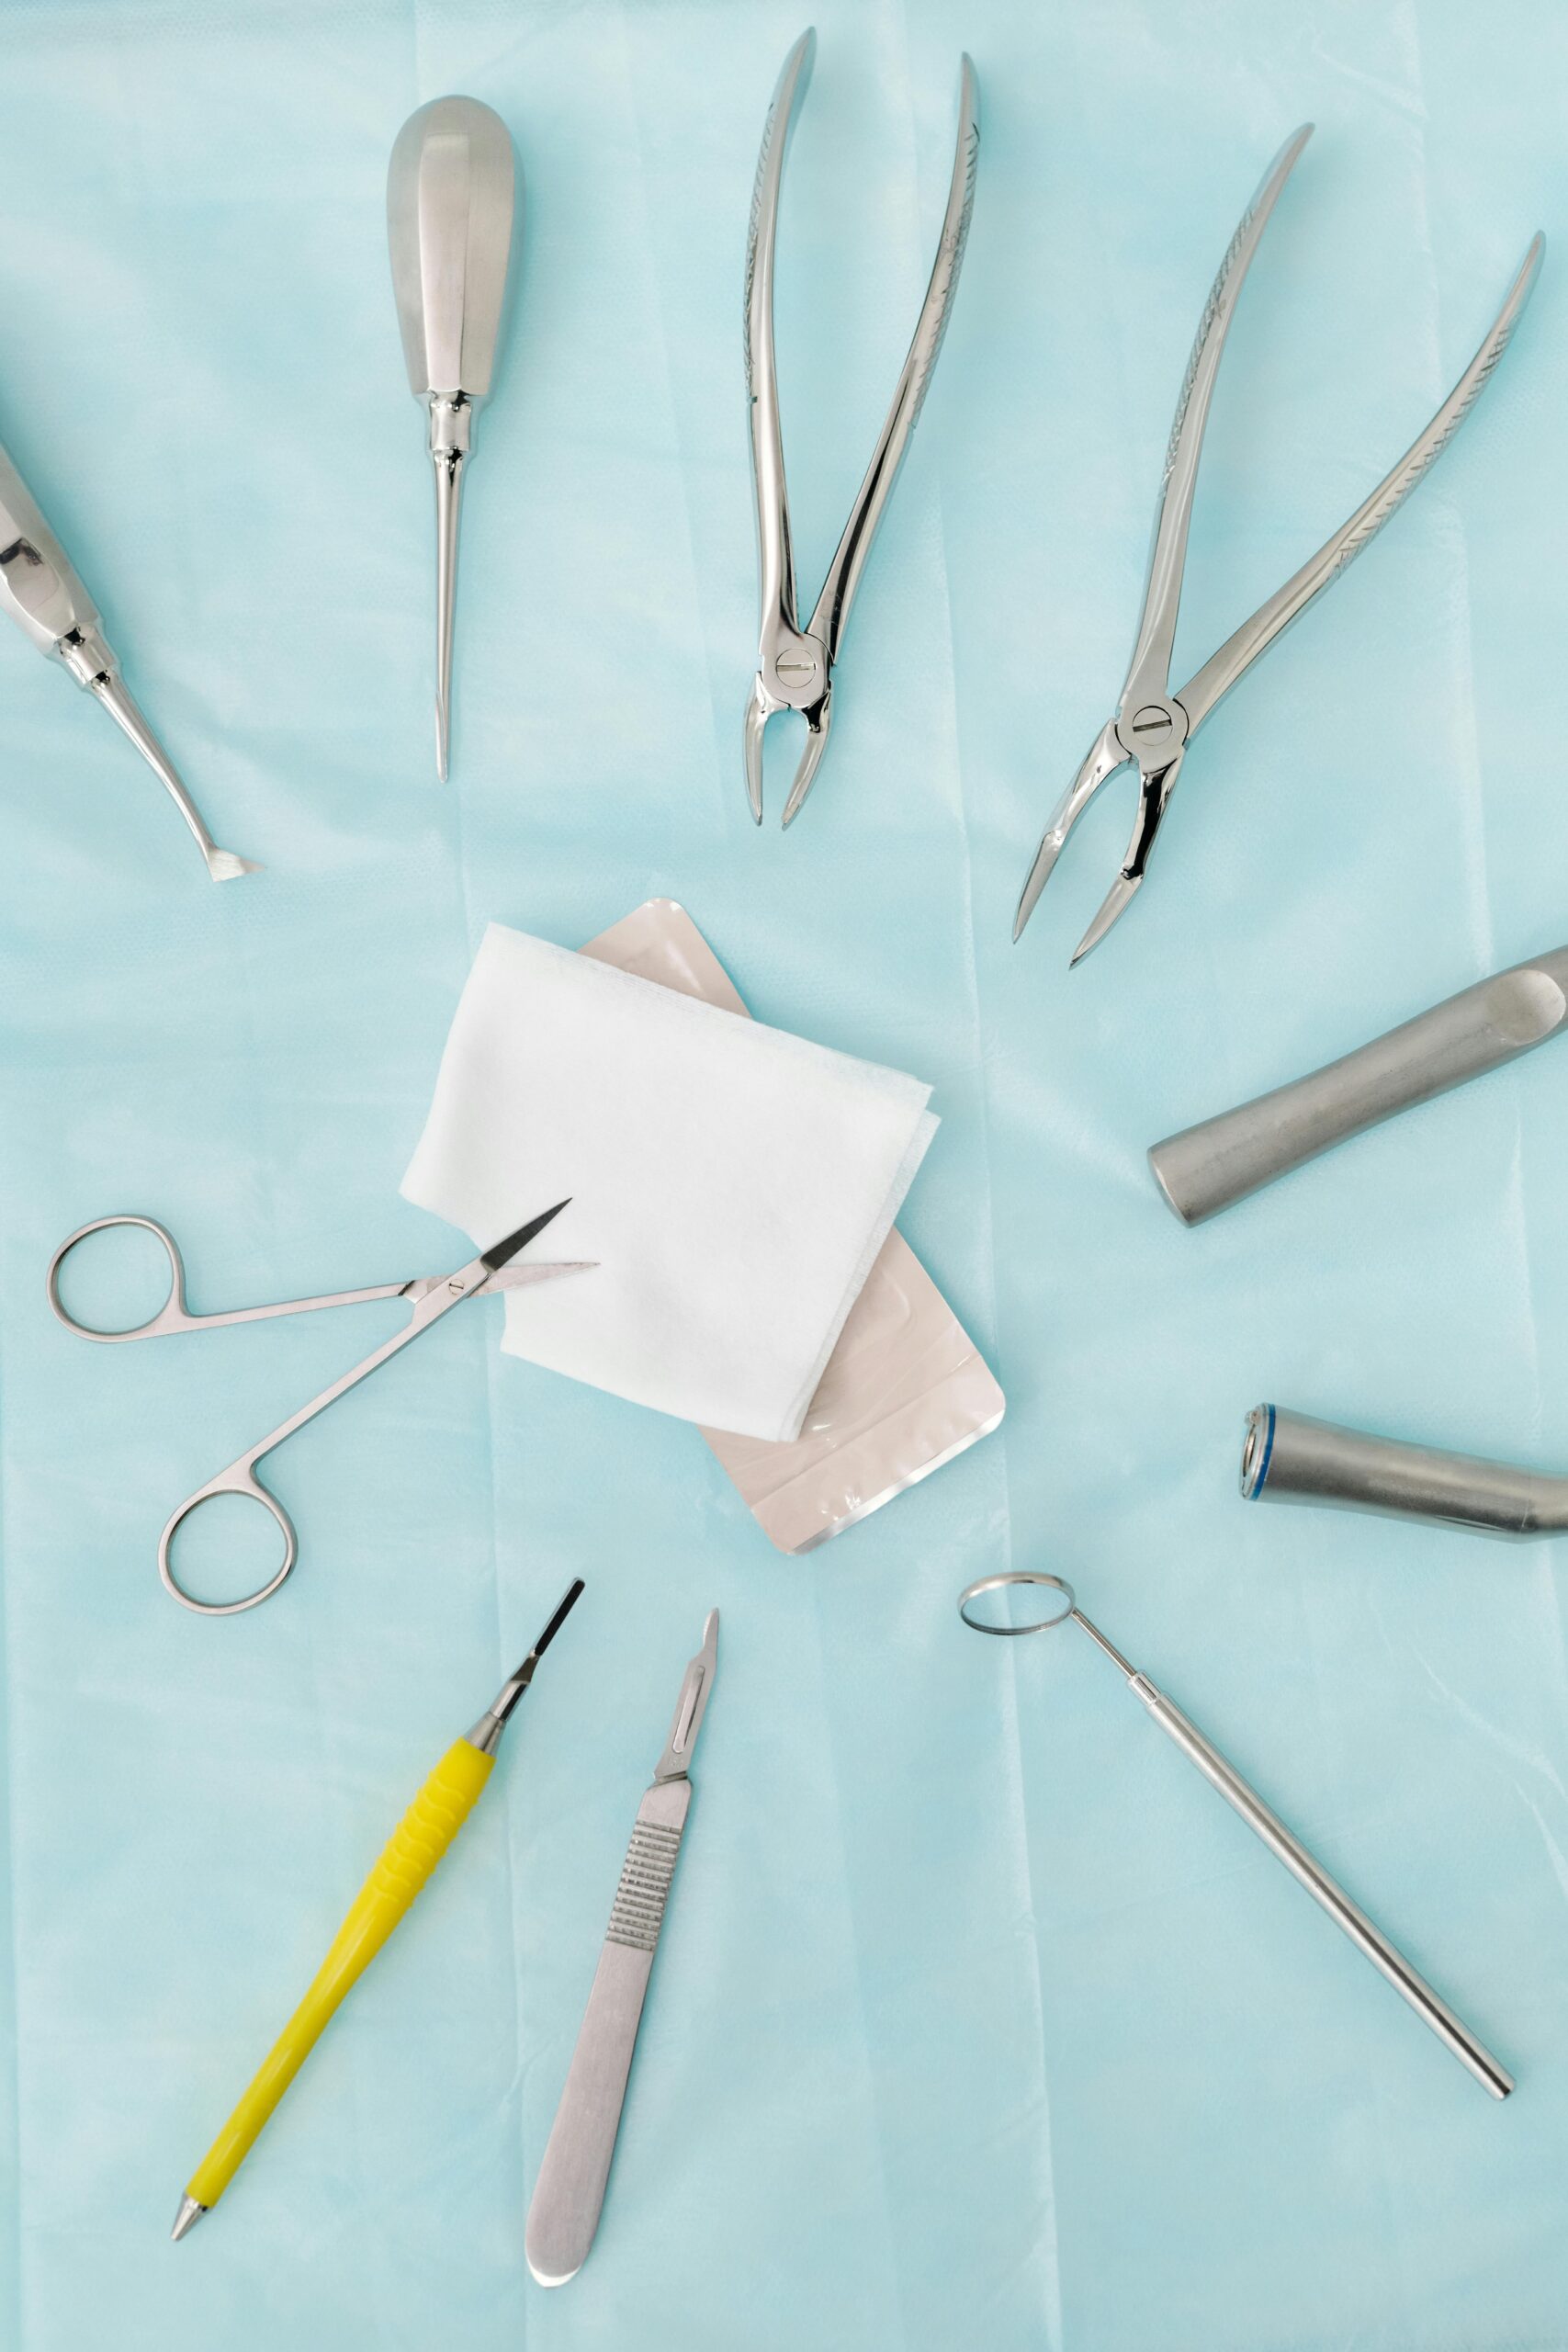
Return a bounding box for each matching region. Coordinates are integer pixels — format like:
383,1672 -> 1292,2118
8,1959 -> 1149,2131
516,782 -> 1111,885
46,1199 -> 591,1616
743,30 -> 979,826
1013,129 -> 1542,963
0,440 -> 257,882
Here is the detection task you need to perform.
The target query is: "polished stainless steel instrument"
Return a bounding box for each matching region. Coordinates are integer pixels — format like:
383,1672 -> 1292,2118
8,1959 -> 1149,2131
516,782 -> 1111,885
388,96 -> 518,782
1244,1402 -> 1568,1538
526,1609 -> 719,2286
959,1569 -> 1512,2098
47,1199 -> 590,1615
1151,946 -> 1568,1223
1013,129 -> 1542,963
743,28 -> 979,827
0,439 -> 256,881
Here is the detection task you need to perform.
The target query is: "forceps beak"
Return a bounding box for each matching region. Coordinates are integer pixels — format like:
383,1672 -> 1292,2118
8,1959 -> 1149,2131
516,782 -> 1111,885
1012,718 -> 1125,943
779,691 -> 833,829
1066,747 -> 1185,964
744,678 -> 834,829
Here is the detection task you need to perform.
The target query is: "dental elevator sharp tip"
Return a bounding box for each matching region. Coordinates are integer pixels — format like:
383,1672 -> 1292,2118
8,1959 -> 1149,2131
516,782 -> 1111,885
170,2193 -> 206,2242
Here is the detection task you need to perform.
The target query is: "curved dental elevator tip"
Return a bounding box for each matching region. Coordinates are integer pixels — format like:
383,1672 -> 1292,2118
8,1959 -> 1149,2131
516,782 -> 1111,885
92,673 -> 260,882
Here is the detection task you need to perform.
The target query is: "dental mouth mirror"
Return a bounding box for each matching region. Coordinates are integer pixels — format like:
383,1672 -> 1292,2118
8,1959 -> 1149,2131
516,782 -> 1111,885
958,1570 -> 1512,2098
388,95 -> 518,782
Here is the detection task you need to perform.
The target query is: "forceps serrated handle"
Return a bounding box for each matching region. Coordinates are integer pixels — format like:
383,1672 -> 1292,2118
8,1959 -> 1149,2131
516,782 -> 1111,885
525,1778 -> 690,2287
1148,947 -> 1568,1224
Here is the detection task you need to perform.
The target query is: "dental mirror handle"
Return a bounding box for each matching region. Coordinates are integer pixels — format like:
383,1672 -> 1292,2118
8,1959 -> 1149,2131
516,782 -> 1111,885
1243,1402 -> 1568,1537
1149,947 -> 1568,1225
1124,1667 -> 1513,2098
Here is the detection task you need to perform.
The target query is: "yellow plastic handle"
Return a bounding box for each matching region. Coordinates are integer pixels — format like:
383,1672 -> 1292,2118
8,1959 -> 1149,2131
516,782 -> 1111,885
186,1737 -> 494,2211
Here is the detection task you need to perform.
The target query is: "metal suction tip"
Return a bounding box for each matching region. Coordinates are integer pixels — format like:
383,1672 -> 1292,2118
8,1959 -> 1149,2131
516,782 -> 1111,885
170,2193 -> 207,2242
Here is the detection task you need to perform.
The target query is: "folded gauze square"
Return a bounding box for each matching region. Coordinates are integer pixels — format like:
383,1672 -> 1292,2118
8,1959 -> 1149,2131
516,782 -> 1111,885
402,922 -> 938,1442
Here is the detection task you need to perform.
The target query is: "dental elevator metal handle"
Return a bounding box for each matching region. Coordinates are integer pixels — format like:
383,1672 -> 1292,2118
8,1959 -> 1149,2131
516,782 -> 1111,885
1151,947 -> 1568,1224
388,95 -> 518,781
958,1570 -> 1513,2098
1244,1403 -> 1568,1537
0,439 -> 255,881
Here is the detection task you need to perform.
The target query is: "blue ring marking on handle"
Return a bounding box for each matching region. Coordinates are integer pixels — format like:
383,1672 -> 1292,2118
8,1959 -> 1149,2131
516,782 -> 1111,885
1249,1402 -> 1276,1496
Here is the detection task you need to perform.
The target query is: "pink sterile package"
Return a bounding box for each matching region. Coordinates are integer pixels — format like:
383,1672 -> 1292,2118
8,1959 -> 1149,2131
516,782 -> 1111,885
580,901 -> 1005,1553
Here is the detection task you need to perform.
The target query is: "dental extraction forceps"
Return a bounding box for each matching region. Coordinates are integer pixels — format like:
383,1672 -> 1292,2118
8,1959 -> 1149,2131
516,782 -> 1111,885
46,1200 -> 591,1617
0,440 -> 257,882
959,1569 -> 1512,2098
743,29 -> 979,827
1013,128 -> 1542,963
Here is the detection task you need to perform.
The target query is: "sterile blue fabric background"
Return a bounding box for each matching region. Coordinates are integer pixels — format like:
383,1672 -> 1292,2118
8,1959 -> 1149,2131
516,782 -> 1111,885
0,1 -> 1563,2345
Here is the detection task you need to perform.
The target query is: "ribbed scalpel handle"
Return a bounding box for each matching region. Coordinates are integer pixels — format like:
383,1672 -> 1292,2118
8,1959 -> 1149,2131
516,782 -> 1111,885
525,1777 -> 691,2286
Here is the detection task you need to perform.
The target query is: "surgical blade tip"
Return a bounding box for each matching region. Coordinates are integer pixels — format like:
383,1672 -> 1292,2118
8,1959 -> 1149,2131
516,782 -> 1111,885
206,849 -> 262,883
532,1577 -> 586,1662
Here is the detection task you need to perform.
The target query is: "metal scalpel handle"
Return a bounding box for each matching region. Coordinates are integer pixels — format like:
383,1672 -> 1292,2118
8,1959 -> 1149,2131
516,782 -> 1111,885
525,1779 -> 690,2287
1242,1402 -> 1568,1537
1149,946 -> 1568,1224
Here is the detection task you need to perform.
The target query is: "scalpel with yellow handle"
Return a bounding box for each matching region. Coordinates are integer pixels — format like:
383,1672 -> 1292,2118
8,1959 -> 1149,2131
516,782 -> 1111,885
170,1578 -> 584,2240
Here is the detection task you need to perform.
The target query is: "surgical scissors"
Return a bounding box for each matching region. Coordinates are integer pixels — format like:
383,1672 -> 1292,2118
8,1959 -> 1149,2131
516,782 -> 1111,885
47,1200 -> 592,1617
743,28 -> 979,827
1013,128 -> 1542,963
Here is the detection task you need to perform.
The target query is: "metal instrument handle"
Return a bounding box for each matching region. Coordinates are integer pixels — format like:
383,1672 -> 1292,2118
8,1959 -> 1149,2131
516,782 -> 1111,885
1242,1401 -> 1568,1538
47,1215 -> 195,1340
0,435 -> 98,657
1149,948 -> 1568,1224
1133,1676 -> 1513,2098
46,1213 -> 415,1339
803,53 -> 980,669
1121,128 -> 1310,722
152,1263 -> 486,1612
744,30 -> 815,662
158,1465 -> 299,1617
525,1778 -> 692,2286
1178,233 -> 1543,739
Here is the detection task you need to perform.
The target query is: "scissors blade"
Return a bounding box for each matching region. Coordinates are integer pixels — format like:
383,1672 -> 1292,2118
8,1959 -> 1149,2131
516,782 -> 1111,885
482,1198 -> 571,1269
484,1259 -> 596,1292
